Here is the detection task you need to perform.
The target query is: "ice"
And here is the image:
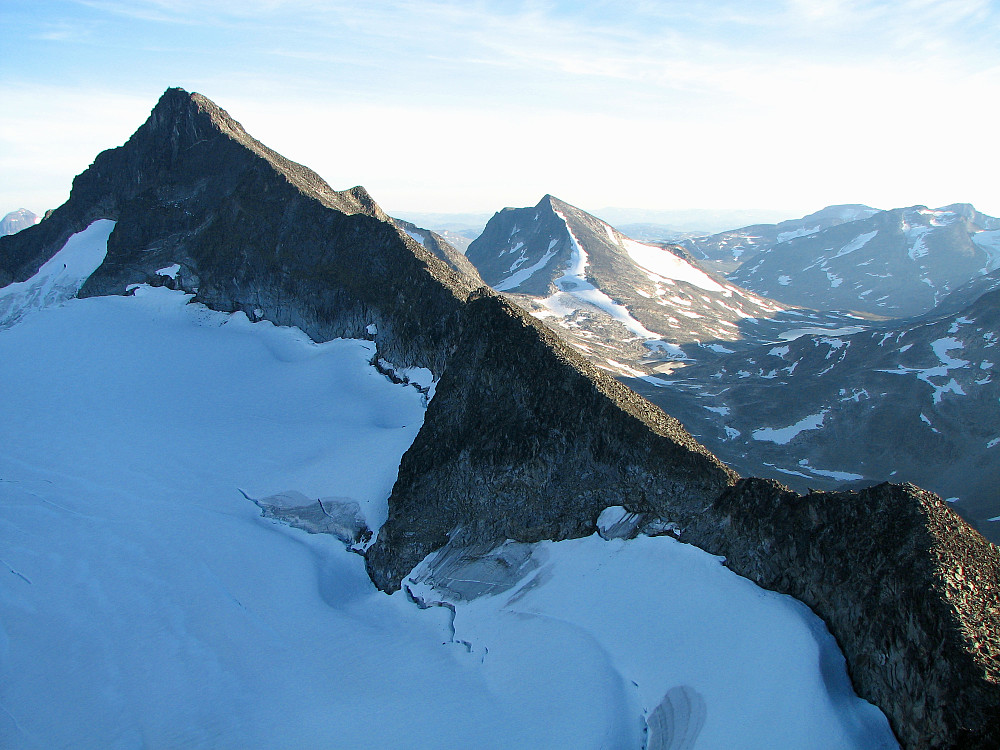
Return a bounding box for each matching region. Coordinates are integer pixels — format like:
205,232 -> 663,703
778,326 -> 864,341
404,227 -> 427,246
0,219 -> 114,329
907,226 -> 931,260
752,409 -> 830,445
407,534 -> 896,749
776,225 -> 821,243
798,460 -> 864,481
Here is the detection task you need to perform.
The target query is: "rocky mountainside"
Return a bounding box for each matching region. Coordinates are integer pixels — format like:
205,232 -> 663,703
726,204 -> 1000,318
465,195 -> 866,377
682,204 -> 879,273
2,88 -> 998,747
391,216 -> 485,286
635,285 -> 1000,545
0,208 -> 39,236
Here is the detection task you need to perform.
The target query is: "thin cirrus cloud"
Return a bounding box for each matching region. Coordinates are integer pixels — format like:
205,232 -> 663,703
1,0 -> 998,217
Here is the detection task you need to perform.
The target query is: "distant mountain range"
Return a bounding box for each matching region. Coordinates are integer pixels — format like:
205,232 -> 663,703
684,203 -> 1000,318
632,285 -> 1000,543
465,197 -> 1000,545
1,208 -> 40,236
464,194 -> 868,377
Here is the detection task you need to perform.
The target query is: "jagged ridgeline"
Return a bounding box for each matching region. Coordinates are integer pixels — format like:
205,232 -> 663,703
1,88 -> 997,748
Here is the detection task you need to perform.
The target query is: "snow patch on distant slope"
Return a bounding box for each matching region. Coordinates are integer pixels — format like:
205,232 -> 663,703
752,409 -> 830,444
831,230 -> 878,259
621,237 -> 725,292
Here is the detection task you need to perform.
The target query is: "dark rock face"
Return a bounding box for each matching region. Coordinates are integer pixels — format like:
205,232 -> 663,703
2,87 -> 998,749
688,479 -> 1000,750
390,217 -> 485,287
0,88 -> 474,373
365,289 -> 737,589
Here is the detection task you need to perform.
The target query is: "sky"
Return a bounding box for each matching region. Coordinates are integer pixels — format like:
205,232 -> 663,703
2,0 -> 999,226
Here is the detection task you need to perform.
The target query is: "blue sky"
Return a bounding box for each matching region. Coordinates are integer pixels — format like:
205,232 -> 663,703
2,0 -> 999,222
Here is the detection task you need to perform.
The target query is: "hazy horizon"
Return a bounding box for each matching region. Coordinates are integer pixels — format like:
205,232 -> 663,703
2,2 -> 998,218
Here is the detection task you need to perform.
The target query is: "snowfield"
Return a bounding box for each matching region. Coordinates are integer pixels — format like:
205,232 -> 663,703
0,222 -> 897,748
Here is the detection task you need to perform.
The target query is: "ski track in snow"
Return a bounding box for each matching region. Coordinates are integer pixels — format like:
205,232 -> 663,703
0,220 -> 898,749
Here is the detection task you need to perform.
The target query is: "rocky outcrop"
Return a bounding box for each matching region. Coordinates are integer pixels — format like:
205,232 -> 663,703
391,216 -> 485,287
365,288 -> 737,588
687,479 -> 1000,749
2,87 -> 998,748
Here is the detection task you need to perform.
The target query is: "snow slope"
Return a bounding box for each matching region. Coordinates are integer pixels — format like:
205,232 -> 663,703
0,222 -> 896,748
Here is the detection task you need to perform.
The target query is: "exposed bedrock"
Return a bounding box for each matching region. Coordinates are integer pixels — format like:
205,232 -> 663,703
365,288 -> 738,589
687,479 -> 1000,749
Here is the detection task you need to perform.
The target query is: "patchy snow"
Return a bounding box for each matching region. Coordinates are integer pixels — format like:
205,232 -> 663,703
495,244 -> 558,291
621,237 -> 725,292
752,409 -> 830,445
878,338 -> 969,404
543,210 -> 664,342
704,405 -> 731,416
778,274 -> 792,285
769,345 -> 790,358
987,437 -> 1000,449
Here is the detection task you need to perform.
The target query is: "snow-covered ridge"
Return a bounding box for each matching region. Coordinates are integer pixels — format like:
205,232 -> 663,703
0,219 -> 114,329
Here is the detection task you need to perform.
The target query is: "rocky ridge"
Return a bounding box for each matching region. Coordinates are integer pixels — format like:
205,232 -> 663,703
1,88 -> 997,748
